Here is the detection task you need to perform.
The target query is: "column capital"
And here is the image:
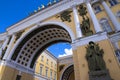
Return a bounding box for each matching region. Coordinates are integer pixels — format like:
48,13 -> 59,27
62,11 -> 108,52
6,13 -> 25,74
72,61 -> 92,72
72,6 -> 83,38
86,1 -> 102,33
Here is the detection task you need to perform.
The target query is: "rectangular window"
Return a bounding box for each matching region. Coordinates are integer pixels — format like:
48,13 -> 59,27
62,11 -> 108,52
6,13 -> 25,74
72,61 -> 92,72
40,66 -> 42,75
55,64 -> 57,69
41,56 -> 44,61
46,68 -> 48,77
46,59 -> 49,64
94,5 -> 101,13
54,73 -> 56,80
51,62 -> 53,67
16,75 -> 21,80
50,70 -> 52,79
109,0 -> 118,6
115,50 -> 120,63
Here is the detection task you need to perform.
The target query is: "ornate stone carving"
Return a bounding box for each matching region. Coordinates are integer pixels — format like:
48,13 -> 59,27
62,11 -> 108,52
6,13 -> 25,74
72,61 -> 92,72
57,10 -> 72,22
85,41 -> 112,80
15,31 -> 24,42
86,41 -> 106,71
78,5 -> 93,36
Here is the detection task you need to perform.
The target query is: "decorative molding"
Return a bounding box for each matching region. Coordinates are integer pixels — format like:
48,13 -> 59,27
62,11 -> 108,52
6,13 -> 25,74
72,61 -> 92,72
72,32 -> 108,49
109,32 -> 120,42
0,60 -> 34,75
58,55 -> 73,65
6,0 -> 83,35
0,32 -> 7,41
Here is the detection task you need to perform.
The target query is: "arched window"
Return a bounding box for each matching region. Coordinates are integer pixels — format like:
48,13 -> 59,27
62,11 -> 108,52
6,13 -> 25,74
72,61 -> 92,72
100,18 -> 112,33
109,0 -> 118,6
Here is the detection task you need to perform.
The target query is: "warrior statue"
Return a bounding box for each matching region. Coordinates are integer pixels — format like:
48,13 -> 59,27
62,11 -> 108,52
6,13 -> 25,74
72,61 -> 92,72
86,41 -> 106,71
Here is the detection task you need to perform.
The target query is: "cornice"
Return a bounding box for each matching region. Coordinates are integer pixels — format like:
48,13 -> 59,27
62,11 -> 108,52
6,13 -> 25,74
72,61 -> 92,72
6,0 -> 83,35
109,32 -> 120,42
72,32 -> 108,49
0,32 -> 7,41
0,60 -> 34,75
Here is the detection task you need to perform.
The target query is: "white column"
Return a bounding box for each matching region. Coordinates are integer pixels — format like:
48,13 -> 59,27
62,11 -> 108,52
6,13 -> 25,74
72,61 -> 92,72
73,6 -> 83,38
86,1 -> 102,33
0,35 -> 10,58
2,36 -> 10,49
3,33 -> 16,60
101,1 -> 120,31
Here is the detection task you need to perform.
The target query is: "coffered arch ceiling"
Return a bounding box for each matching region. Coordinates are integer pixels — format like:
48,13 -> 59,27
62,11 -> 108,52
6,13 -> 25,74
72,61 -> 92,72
11,24 -> 72,68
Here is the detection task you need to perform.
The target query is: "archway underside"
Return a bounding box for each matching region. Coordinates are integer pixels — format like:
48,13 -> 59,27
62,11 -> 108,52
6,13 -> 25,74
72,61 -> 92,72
11,25 -> 72,68
62,65 -> 75,80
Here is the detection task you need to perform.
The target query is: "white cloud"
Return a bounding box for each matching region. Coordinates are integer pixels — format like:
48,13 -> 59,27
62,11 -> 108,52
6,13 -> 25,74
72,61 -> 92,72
58,48 -> 73,57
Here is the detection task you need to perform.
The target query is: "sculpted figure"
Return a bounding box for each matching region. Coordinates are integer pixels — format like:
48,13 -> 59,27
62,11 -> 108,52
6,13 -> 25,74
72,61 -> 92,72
86,41 -> 106,71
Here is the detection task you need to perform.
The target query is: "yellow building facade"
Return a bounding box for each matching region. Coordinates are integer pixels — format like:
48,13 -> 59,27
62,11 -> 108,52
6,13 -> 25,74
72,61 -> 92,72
0,0 -> 120,80
35,50 -> 57,80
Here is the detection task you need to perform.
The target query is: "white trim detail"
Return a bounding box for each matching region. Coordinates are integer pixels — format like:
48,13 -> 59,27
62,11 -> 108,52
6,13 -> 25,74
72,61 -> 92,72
0,60 -> 34,75
72,32 -> 108,50
109,32 -> 120,42
6,0 -> 84,35
0,32 -> 7,41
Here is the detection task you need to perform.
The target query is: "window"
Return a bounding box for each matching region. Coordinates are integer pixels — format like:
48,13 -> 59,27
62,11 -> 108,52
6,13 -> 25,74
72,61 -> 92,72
116,11 -> 120,21
50,70 -> 52,79
100,18 -> 112,33
16,75 -> 21,80
54,73 -> 56,80
93,5 -> 102,13
55,64 -> 57,69
115,49 -> 120,63
51,62 -> 53,67
46,59 -> 49,64
109,0 -> 118,6
40,66 -> 43,75
41,56 -> 44,61
46,68 -> 48,77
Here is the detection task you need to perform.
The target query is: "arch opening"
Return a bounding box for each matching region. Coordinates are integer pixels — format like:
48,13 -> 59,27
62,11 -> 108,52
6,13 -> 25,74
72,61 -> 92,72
61,65 -> 75,80
11,24 -> 72,68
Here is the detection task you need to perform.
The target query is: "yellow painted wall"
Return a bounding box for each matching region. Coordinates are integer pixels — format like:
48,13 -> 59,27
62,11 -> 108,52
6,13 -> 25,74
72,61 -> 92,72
42,8 -> 77,38
73,39 -> 120,80
0,65 -> 34,80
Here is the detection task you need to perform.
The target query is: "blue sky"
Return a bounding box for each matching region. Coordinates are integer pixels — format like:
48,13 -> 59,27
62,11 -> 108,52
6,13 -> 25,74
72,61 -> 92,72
0,0 -> 72,57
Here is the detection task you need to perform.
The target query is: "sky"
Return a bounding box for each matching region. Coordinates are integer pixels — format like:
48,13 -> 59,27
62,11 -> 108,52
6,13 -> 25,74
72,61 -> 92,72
0,0 -> 72,58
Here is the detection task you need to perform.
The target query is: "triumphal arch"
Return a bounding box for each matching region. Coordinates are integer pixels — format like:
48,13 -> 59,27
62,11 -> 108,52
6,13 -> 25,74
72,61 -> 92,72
0,0 -> 120,80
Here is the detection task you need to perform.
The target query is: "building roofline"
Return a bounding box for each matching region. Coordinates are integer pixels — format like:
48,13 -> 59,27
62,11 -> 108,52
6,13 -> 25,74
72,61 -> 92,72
58,55 -> 73,60
44,50 -> 58,61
